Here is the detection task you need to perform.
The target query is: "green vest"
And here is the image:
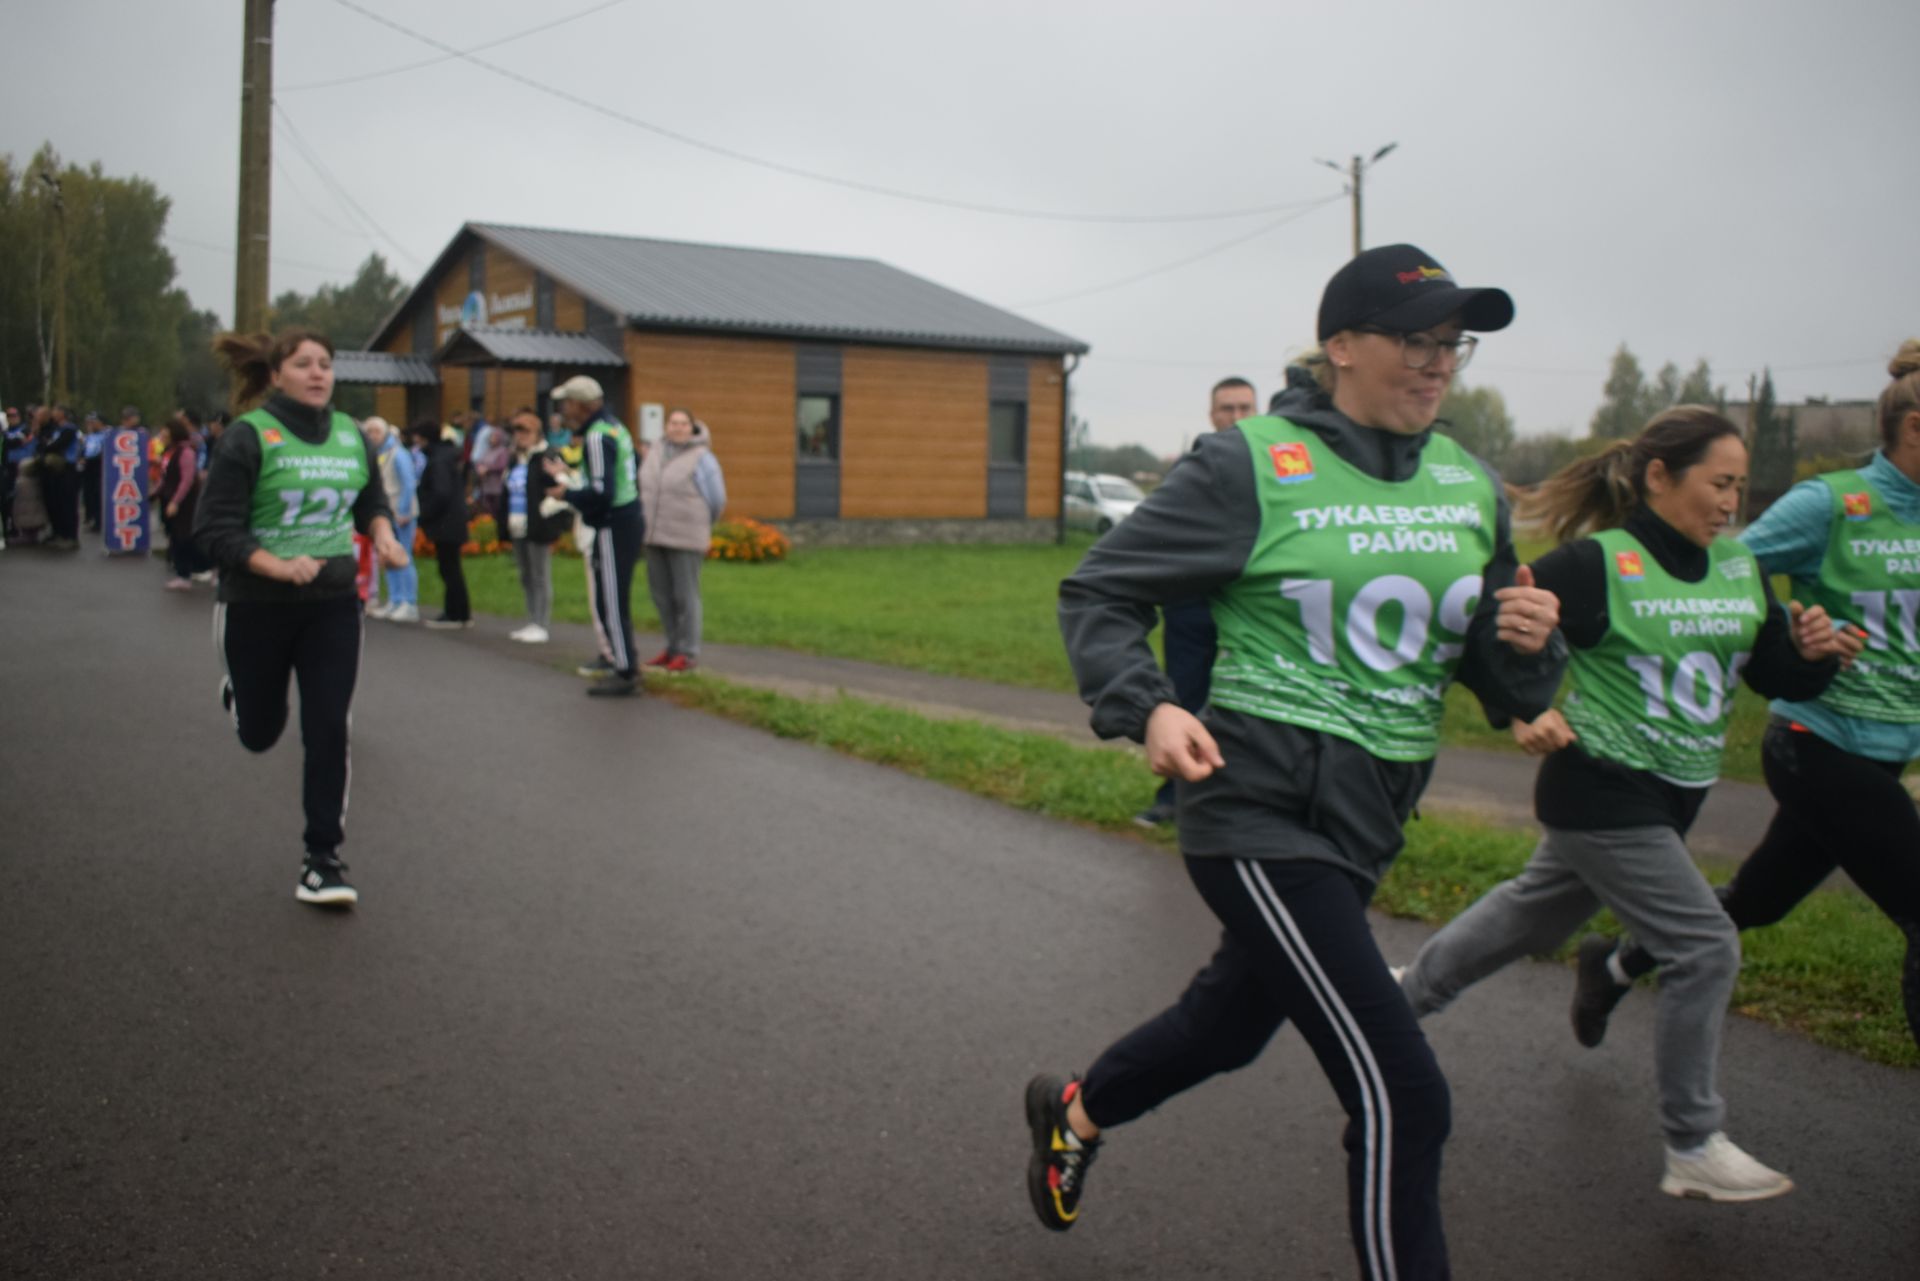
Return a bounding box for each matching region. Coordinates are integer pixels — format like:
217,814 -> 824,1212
1791,471 -> 1920,722
241,407 -> 369,559
1207,417 -> 1499,761
589,418 -> 639,509
1562,528 -> 1768,785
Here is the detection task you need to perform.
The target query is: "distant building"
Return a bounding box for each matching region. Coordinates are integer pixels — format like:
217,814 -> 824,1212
334,223 -> 1089,544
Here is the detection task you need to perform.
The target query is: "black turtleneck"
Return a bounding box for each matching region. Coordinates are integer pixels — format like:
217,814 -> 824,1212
1527,507 -> 1837,834
192,395 -> 393,604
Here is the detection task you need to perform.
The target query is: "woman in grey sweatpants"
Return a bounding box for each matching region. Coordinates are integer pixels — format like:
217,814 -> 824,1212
1398,408 -> 1847,1203
637,408 -> 725,671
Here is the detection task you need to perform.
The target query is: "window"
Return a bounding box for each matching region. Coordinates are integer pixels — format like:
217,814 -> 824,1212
1094,477 -> 1144,503
989,401 -> 1026,465
797,394 -> 839,461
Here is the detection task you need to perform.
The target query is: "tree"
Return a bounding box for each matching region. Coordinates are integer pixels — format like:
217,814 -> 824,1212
1069,441 -> 1164,481
175,303 -> 227,416
1748,368 -> 1797,508
1501,432 -> 1587,487
1436,382 -> 1515,465
1675,359 -> 1723,411
1590,344 -> 1646,439
0,144 -> 189,417
268,253 -> 406,350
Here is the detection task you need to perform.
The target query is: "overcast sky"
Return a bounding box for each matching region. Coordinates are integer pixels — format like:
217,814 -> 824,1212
7,0 -> 1917,456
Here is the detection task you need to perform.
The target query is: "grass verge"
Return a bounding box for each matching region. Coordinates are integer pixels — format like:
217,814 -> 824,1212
645,670 -> 1916,1070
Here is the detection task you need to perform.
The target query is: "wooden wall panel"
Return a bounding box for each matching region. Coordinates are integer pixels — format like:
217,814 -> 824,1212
489,368 -> 539,420
625,331 -> 796,520
374,386 -> 406,426
1026,357 -> 1065,518
553,285 -> 586,333
383,324 -> 410,355
841,348 -> 988,518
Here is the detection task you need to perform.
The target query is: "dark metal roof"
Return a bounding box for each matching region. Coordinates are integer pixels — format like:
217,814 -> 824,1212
370,223 -> 1089,357
332,350 -> 437,387
438,326 -> 625,368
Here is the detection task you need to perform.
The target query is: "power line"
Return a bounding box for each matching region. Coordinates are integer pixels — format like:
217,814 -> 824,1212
271,152 -> 372,242
1010,196 -> 1343,310
328,0 -> 1342,226
165,232 -> 363,277
280,0 -> 630,92
271,101 -> 422,267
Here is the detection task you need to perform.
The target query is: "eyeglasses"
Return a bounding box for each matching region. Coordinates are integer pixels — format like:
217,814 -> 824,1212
1355,327 -> 1479,372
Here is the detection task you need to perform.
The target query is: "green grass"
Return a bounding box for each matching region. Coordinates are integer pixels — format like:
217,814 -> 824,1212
645,670 -> 1917,1069
421,535 -> 1896,787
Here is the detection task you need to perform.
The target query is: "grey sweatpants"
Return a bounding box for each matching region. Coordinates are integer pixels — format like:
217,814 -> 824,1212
512,539 -> 552,628
644,546 -> 705,657
1400,824 -> 1738,1148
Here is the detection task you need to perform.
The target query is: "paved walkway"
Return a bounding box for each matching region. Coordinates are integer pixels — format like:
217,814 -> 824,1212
444,608 -> 1785,857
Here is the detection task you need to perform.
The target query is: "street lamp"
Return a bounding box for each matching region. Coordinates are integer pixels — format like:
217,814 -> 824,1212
1315,143 -> 1398,255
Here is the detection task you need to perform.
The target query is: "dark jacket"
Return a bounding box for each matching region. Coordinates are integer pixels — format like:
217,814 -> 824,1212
160,444 -> 198,536
1528,506 -> 1838,835
1058,370 -> 1568,886
415,439 -> 471,546
494,441 -> 573,545
192,394 -> 393,605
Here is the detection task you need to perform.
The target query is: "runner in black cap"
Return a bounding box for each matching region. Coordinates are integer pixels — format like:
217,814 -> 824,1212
1025,245 -> 1558,1281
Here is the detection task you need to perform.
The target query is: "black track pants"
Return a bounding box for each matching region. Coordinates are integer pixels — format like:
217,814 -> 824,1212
1722,721 -> 1920,1045
217,596 -> 362,856
1081,856 -> 1451,1281
589,505 -> 644,677
434,540 -> 471,621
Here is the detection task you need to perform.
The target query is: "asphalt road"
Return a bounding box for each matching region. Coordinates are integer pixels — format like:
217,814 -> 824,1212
3,548 -> 1916,1280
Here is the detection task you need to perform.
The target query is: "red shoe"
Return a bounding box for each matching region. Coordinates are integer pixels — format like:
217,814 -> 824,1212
643,650 -> 673,668
664,654 -> 695,673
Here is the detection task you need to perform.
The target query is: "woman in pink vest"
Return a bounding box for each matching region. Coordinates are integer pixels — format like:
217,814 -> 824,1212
638,408 -> 726,672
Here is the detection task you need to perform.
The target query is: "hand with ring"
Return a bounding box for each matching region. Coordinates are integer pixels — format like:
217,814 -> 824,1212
1494,563 -> 1559,655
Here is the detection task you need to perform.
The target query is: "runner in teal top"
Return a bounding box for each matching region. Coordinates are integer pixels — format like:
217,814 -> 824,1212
1592,341 -> 1920,1054
1399,407 -> 1849,1203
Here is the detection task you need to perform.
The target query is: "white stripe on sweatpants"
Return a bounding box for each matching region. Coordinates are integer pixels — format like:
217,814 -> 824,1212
212,602 -> 239,729
1236,859 -> 1398,1281
595,527 -> 627,672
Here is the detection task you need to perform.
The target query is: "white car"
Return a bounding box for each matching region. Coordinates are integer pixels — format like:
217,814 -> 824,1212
1064,471 -> 1145,534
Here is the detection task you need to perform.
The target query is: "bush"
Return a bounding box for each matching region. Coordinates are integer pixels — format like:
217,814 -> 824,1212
709,518 -> 789,563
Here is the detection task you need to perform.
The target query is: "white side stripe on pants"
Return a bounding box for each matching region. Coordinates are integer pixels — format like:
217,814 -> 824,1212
1237,859 -> 1398,1281
595,526 -> 626,672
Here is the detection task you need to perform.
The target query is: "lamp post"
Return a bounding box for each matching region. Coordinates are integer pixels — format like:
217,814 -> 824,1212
1316,143 -> 1398,256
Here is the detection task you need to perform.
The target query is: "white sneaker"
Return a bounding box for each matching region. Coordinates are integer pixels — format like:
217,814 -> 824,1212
511,624 -> 550,644
366,601 -> 393,620
1660,1132 -> 1794,1202
386,603 -> 420,624
190,570 -> 215,583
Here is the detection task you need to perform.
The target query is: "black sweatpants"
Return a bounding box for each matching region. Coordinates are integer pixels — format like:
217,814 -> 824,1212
434,540 -> 471,621
218,596 -> 362,856
589,504 -> 644,677
1082,856 -> 1451,1281
1722,721 -> 1920,1044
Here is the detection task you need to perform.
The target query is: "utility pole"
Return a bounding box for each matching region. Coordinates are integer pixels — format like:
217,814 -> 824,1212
1317,143 -> 1398,256
1740,371 -> 1758,526
37,170 -> 68,404
234,0 -> 274,333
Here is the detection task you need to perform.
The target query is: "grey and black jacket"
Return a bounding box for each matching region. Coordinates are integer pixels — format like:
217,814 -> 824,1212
1059,372 -> 1567,887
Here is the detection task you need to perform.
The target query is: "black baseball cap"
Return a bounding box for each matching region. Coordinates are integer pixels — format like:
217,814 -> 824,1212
1317,243 -> 1514,341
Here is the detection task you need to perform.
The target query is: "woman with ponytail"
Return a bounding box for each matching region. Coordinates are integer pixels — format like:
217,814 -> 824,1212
1398,406 -> 1850,1202
192,328 -> 408,907
1577,344 -> 1920,1055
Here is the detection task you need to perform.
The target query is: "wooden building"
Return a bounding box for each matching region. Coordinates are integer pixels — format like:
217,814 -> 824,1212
337,223 -> 1089,543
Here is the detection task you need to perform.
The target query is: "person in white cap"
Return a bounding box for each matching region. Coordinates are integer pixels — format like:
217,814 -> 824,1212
542,375 -> 645,696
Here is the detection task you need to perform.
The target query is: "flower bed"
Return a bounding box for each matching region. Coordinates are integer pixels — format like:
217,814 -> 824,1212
708,518 -> 789,562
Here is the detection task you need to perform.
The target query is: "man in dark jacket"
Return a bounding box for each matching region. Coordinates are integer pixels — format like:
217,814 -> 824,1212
409,418 -> 473,628
543,376 -> 645,696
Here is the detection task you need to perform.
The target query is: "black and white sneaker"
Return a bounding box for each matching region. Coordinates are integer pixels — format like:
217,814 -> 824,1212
1025,1073 -> 1100,1231
219,677 -> 235,719
423,614 -> 474,630
1571,934 -> 1630,1048
586,674 -> 640,698
576,654 -> 615,678
296,855 -> 358,906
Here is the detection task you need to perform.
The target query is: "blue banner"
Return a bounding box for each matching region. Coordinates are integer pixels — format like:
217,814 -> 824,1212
103,428 -> 150,556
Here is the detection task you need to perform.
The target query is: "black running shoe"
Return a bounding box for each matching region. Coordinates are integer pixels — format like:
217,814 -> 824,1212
1025,1073 -> 1099,1231
576,654 -> 615,677
220,677 -> 234,717
296,854 -> 358,906
1571,934 -> 1630,1048
423,614 -> 473,630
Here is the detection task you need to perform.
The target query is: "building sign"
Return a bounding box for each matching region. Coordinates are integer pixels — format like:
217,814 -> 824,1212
437,286 -> 538,345
104,428 -> 150,556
